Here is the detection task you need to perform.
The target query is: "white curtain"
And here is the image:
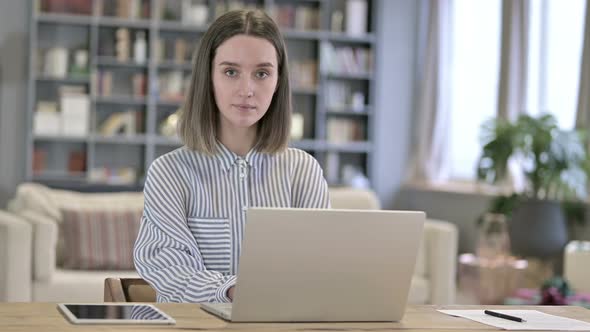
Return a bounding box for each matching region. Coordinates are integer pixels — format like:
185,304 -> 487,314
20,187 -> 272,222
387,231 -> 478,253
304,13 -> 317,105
576,0 -> 590,131
497,0 -> 530,121
408,0 -> 452,182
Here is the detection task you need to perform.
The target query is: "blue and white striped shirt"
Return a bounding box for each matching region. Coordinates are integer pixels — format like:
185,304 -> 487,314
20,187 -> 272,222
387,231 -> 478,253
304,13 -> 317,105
133,143 -> 330,303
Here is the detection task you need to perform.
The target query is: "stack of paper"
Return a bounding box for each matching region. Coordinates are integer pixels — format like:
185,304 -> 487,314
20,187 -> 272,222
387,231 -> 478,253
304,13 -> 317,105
438,310 -> 590,331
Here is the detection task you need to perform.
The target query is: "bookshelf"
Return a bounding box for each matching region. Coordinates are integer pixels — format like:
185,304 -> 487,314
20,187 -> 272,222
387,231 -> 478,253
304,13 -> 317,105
27,0 -> 377,189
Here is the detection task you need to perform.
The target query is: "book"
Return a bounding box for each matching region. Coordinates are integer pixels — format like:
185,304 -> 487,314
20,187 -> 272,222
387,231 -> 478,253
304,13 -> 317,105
60,90 -> 90,137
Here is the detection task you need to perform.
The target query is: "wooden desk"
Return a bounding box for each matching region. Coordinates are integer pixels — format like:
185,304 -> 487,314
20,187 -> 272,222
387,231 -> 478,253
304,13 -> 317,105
1,303 -> 589,332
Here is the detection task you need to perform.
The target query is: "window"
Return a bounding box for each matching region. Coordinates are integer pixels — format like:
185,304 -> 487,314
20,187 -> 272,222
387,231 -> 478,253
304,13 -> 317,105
448,0 -> 502,180
447,0 -> 587,180
527,0 -> 586,129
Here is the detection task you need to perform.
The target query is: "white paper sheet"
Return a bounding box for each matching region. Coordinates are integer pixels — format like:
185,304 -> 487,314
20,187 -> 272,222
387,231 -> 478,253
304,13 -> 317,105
438,310 -> 590,331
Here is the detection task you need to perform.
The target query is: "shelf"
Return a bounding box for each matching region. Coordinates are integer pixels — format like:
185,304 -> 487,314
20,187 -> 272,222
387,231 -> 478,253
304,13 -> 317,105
282,0 -> 324,2
158,21 -> 209,33
259,30 -> 376,44
157,100 -> 183,108
319,141 -> 373,153
92,135 -> 147,145
290,139 -> 318,150
282,29 -> 323,40
96,57 -> 148,68
325,72 -> 373,80
154,136 -> 183,146
94,96 -> 147,105
36,12 -> 92,26
97,16 -> 151,29
326,106 -> 372,116
326,32 -> 376,44
34,135 -> 88,143
290,140 -> 372,153
292,86 -> 318,95
33,171 -> 88,182
157,61 -> 193,71
36,75 -> 90,84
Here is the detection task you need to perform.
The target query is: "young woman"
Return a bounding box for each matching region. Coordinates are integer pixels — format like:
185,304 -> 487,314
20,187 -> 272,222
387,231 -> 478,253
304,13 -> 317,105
133,9 -> 330,303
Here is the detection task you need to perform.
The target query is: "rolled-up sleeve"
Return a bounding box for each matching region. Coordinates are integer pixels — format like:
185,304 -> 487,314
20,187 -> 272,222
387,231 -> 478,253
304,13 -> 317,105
133,157 -> 235,303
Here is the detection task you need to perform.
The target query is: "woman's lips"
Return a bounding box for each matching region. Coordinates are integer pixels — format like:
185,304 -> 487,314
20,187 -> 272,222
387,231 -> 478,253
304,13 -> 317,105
233,104 -> 256,112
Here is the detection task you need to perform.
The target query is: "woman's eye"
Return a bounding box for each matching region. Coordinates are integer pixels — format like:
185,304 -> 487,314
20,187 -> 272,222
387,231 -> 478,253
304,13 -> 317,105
225,69 -> 238,77
256,71 -> 269,79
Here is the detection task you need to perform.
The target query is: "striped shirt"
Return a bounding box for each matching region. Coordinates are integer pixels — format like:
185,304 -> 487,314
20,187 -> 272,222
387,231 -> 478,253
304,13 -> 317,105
133,142 -> 330,303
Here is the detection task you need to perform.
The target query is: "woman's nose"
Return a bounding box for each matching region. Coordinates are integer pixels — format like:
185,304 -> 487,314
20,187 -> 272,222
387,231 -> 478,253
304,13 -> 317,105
238,77 -> 254,97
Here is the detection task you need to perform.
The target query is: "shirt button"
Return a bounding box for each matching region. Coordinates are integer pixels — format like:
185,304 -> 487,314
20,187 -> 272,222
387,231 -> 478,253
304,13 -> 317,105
237,159 -> 244,165
240,173 -> 246,178
242,206 -> 248,212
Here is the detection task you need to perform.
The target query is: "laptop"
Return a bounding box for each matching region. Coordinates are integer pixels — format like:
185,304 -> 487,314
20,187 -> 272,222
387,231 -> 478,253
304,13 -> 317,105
200,208 -> 425,322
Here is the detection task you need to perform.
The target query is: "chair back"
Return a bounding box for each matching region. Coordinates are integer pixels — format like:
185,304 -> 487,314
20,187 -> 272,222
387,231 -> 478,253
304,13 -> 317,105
104,278 -> 156,302
328,188 -> 381,210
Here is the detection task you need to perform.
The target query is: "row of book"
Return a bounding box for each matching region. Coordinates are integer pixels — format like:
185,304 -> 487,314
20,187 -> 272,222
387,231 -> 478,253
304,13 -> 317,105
154,38 -> 195,64
270,5 -> 319,31
290,60 -> 318,90
321,44 -> 373,75
99,0 -> 150,19
94,71 -> 147,98
158,71 -> 191,102
98,35 -> 193,64
326,118 -> 365,143
32,148 -> 86,174
325,82 -> 367,111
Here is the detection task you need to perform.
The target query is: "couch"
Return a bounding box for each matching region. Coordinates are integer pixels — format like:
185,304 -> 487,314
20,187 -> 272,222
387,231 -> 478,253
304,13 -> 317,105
0,183 -> 457,304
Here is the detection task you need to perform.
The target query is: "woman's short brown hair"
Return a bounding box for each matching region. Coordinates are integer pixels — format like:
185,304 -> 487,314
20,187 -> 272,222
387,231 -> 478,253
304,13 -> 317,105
178,10 -> 291,155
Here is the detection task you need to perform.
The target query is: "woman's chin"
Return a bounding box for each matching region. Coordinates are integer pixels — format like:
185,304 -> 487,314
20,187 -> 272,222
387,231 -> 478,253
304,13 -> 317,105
228,119 -> 258,130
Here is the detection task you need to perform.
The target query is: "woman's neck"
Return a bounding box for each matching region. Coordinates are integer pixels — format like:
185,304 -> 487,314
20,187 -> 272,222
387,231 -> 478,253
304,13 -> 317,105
218,126 -> 257,157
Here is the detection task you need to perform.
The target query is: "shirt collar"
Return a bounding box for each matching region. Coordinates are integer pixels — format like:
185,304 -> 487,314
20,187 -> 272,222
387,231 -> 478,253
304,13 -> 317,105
215,141 -> 265,172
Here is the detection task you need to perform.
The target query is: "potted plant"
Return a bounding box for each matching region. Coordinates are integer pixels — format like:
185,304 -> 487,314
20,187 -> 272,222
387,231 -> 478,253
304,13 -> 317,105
477,113 -> 590,258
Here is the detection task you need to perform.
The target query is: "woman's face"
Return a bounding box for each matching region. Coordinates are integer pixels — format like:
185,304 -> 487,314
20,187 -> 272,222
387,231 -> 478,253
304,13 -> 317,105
212,34 -> 279,133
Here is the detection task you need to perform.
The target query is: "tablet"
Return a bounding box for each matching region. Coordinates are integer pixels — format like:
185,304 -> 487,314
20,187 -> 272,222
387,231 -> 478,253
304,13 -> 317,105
57,303 -> 176,325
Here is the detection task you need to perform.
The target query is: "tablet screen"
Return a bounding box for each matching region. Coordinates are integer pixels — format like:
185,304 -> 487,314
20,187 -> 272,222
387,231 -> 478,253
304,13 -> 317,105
58,304 -> 175,324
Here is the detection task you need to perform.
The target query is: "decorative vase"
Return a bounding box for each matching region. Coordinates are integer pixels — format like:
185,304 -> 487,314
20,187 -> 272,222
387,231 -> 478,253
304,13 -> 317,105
477,213 -> 511,259
509,199 -> 568,258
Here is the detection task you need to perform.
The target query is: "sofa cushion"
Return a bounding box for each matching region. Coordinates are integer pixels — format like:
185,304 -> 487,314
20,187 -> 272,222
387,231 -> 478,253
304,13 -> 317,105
8,183 -> 145,265
61,209 -> 143,270
328,188 -> 381,210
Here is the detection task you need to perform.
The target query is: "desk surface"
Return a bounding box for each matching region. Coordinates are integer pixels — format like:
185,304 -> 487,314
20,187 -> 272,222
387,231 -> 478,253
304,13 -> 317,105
1,303 -> 589,332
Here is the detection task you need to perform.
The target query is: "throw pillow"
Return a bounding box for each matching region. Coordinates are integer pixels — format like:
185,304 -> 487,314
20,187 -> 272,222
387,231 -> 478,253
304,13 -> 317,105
61,208 -> 143,270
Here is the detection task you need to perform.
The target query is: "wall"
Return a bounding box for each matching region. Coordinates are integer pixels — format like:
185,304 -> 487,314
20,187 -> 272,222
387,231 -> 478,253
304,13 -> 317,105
371,0 -> 419,210
0,0 -> 29,208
